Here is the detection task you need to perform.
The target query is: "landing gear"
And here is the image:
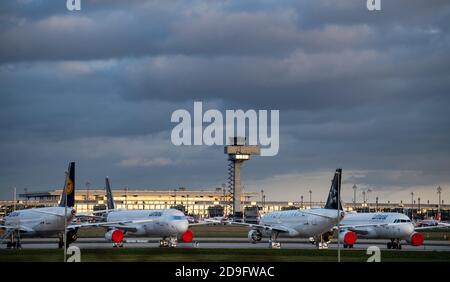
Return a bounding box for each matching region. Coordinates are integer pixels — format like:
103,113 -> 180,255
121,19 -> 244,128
6,241 -> 21,249
159,236 -> 178,248
343,244 -> 354,249
5,231 -> 22,249
312,234 -> 329,249
113,242 -> 124,248
387,239 -> 402,249
268,231 -> 281,249
58,229 -> 79,249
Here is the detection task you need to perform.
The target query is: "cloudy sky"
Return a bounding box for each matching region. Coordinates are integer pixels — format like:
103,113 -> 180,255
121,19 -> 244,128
0,0 -> 449,204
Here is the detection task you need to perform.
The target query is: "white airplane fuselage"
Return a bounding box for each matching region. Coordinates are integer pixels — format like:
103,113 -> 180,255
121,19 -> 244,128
106,209 -> 189,237
4,207 -> 75,237
341,212 -> 415,240
258,208 -> 342,237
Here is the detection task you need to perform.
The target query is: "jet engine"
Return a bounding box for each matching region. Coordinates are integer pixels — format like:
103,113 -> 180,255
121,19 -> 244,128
105,229 -> 124,243
339,230 -> 357,246
181,229 -> 194,242
406,232 -> 424,246
248,229 -> 262,243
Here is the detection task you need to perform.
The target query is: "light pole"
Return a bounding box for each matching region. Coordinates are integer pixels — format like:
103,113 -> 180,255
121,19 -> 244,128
418,197 -> 421,215
375,196 -> 379,212
437,186 -> 442,214
261,189 -> 264,210
186,194 -> 189,215
13,187 -> 16,211
308,190 -> 312,208
352,185 -> 357,210
411,192 -> 414,219
85,181 -> 90,212
174,189 -> 177,206
367,189 -> 372,211
262,194 -> 266,212
125,187 -> 129,209
24,188 -> 28,207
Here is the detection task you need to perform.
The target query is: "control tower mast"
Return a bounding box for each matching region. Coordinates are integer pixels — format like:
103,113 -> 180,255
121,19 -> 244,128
225,137 -> 260,219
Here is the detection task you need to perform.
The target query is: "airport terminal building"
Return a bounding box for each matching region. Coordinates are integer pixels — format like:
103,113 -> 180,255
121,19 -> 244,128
0,187 -> 317,217
5,188 -> 264,216
0,187 -> 448,220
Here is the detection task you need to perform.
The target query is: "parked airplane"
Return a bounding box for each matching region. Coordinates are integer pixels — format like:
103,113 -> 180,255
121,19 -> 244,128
222,169 -> 349,249
335,212 -> 450,249
74,177 -> 208,248
0,162 -> 78,248
416,214 -> 450,227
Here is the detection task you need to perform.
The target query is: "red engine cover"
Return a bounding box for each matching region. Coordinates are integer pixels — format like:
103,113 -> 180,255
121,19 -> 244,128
343,231 -> 357,245
112,229 -> 124,243
410,232 -> 424,246
181,229 -> 194,242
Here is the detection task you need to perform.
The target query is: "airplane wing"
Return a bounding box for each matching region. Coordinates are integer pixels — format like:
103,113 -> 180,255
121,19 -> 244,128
415,223 -> 450,230
337,221 -> 450,235
67,218 -> 156,231
335,223 -> 394,235
219,220 -> 290,233
0,224 -> 35,233
31,209 -> 68,217
76,209 -> 121,216
188,221 -> 216,227
300,209 -> 341,219
74,215 -> 105,221
338,223 -> 392,229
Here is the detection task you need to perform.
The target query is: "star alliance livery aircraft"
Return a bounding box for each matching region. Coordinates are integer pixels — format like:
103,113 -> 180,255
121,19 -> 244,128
222,169 -> 348,249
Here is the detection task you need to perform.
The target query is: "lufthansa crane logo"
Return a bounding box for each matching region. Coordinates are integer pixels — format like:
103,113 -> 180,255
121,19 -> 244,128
66,178 -> 74,194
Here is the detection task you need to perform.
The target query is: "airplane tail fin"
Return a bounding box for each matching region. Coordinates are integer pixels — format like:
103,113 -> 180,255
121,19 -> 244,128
59,162 -> 75,208
324,168 -> 342,210
105,177 -> 116,210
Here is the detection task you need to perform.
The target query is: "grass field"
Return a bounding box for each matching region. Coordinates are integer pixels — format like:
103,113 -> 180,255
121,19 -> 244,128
1,248 -> 450,262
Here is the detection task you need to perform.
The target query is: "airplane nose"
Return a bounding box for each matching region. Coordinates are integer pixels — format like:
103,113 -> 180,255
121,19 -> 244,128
407,223 -> 415,234
175,220 -> 189,234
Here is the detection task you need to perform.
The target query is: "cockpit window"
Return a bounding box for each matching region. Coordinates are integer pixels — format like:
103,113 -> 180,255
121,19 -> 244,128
171,216 -> 185,220
395,219 -> 411,223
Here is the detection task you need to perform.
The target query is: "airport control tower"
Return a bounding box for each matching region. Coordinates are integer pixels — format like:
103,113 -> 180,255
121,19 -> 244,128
225,137 -> 260,219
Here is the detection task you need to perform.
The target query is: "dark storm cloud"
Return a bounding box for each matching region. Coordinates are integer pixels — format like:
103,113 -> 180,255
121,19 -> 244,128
0,0 -> 449,200
1,1 -> 449,62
